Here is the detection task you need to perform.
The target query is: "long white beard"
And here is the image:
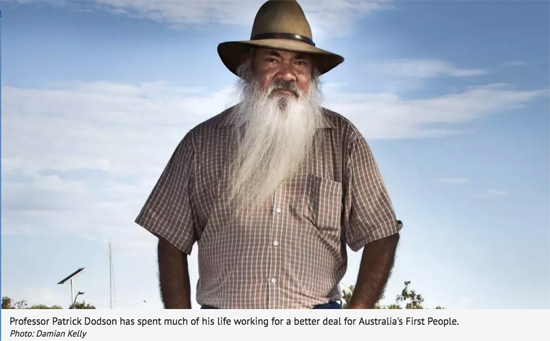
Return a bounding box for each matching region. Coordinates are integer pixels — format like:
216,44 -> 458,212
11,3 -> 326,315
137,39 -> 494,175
228,60 -> 325,213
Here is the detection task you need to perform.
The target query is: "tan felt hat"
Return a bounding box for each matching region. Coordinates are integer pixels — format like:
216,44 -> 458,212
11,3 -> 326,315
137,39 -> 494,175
218,0 -> 345,76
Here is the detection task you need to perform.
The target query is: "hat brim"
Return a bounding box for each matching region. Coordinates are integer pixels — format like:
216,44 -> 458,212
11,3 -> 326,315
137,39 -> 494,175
218,39 -> 344,76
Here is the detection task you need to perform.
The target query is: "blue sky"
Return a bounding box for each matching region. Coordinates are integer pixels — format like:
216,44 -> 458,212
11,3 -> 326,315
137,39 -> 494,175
1,0 -> 548,309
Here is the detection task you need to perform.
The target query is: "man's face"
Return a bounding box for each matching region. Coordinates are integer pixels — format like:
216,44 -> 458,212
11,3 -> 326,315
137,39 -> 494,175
249,47 -> 313,97
230,47 -> 323,212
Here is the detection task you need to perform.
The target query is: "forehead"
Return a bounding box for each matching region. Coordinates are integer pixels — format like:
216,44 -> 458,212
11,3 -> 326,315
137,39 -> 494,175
254,47 -> 312,60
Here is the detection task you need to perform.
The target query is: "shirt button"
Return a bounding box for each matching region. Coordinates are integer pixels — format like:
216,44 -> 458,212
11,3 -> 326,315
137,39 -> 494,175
271,278 -> 277,283
273,241 -> 279,246
276,208 -> 281,214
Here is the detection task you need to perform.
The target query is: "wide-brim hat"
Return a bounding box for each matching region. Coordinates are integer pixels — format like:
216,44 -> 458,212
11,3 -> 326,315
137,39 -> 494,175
218,0 -> 344,76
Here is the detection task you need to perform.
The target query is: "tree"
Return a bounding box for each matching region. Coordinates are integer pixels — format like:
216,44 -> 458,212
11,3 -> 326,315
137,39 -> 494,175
341,285 -> 354,309
2,296 -> 13,309
342,281 -> 445,309
70,301 -> 96,309
2,296 -> 92,309
396,281 -> 424,309
2,297 -> 29,309
2,297 -> 14,309
14,300 -> 29,309
29,304 -> 63,309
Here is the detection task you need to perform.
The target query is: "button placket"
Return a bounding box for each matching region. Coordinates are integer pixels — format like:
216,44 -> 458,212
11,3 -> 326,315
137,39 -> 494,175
268,188 -> 284,309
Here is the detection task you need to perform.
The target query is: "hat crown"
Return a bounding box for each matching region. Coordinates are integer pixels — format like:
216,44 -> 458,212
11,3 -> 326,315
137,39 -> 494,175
250,0 -> 312,40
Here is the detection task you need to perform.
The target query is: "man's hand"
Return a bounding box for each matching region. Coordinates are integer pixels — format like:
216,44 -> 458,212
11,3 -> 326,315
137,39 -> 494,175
348,233 -> 400,309
157,237 -> 192,309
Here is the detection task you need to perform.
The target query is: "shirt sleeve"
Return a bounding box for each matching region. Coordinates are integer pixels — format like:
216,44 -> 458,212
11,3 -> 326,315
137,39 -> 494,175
342,134 -> 403,251
134,132 -> 197,255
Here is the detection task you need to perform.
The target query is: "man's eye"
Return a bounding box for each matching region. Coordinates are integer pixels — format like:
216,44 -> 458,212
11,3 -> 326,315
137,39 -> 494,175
267,58 -> 277,63
296,60 -> 308,66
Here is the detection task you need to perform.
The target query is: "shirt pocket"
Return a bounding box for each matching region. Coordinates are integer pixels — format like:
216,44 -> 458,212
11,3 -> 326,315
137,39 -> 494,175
306,174 -> 343,231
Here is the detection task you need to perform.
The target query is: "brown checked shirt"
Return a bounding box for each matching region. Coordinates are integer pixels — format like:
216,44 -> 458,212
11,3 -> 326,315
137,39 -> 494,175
135,107 -> 402,309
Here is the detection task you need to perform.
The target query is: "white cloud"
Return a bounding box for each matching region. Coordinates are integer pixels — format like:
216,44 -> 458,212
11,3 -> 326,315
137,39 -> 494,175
9,0 -> 66,5
474,189 -> 508,199
7,0 -> 393,41
324,83 -> 546,139
1,81 -> 234,176
300,0 -> 394,40
498,61 -> 528,68
459,296 -> 474,309
486,189 -> 508,196
366,59 -> 489,79
23,287 -> 61,306
437,178 -> 470,184
0,79 -> 543,243
1,81 -> 236,247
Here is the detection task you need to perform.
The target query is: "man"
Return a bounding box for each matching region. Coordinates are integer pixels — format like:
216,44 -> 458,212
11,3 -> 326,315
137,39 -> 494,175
136,0 -> 402,309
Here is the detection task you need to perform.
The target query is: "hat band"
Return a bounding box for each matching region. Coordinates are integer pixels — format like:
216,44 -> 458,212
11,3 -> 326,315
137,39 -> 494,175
251,32 -> 316,47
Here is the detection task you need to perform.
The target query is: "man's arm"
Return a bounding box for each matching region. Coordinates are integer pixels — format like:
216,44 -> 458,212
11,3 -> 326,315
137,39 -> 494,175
347,233 -> 399,309
158,237 -> 192,309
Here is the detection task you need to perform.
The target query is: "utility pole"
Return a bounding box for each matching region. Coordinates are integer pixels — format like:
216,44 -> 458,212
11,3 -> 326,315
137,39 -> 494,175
57,268 -> 86,308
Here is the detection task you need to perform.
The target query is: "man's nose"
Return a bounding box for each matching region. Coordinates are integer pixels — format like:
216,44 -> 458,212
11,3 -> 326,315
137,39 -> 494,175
276,62 -> 297,82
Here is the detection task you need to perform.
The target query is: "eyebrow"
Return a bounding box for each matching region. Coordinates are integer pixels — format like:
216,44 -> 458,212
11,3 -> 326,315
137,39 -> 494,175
267,50 -> 282,58
266,50 -> 310,61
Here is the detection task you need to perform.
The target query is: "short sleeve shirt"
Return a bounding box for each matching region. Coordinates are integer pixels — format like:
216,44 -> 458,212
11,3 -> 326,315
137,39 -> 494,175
135,107 -> 402,309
